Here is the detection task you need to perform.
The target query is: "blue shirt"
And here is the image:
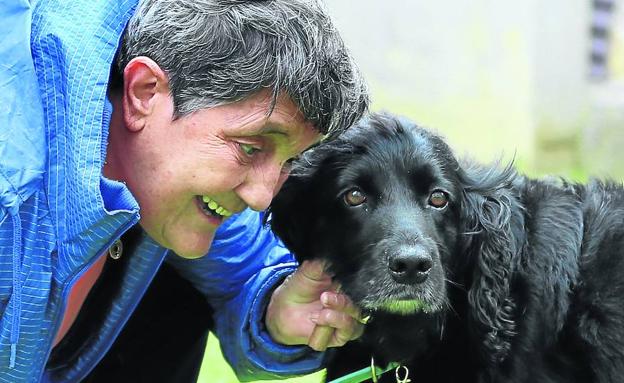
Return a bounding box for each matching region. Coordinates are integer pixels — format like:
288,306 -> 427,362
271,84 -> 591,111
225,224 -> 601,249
0,0 -> 323,381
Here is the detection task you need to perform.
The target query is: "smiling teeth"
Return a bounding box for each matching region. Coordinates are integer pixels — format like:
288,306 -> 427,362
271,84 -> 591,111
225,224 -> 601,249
202,196 -> 232,217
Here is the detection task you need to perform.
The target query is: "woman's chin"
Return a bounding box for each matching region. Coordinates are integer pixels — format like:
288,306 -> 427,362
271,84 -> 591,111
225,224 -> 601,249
164,232 -> 215,259
172,239 -> 214,259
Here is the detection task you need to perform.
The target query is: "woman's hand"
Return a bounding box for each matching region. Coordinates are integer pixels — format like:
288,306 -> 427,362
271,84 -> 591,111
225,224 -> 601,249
265,260 -> 365,351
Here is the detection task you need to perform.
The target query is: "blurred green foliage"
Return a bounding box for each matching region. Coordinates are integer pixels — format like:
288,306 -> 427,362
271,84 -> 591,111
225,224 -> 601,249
198,333 -> 325,383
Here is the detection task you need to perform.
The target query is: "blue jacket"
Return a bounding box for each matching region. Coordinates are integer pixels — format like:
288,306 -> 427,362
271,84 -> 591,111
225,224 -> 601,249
0,0 -> 323,381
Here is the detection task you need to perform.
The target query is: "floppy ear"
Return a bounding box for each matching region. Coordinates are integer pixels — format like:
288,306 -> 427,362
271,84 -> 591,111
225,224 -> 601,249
458,162 -> 525,365
267,173 -> 316,263
268,139 -> 351,263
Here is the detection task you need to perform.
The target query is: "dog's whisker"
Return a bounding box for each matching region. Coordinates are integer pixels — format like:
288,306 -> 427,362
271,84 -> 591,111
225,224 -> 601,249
444,278 -> 465,291
438,317 -> 446,340
444,297 -> 458,318
362,242 -> 377,252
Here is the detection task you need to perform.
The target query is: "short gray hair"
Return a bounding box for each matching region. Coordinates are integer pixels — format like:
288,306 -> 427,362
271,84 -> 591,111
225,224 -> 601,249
114,0 -> 369,137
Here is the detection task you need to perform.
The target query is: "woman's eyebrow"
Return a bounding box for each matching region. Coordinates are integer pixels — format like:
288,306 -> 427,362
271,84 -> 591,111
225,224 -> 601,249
258,124 -> 291,139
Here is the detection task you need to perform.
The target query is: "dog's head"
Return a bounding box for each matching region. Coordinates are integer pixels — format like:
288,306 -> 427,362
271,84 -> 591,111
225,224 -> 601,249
270,113 -> 524,363
270,114 -> 465,315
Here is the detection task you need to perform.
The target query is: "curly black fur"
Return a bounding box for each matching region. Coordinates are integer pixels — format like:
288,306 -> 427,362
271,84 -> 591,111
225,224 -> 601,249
268,113 -> 624,383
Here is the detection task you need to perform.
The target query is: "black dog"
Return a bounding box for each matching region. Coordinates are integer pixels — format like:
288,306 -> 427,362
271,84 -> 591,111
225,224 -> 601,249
269,113 -> 624,383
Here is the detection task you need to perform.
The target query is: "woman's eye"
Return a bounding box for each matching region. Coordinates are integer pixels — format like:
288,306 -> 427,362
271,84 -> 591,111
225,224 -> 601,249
344,188 -> 367,206
240,143 -> 261,156
428,190 -> 448,209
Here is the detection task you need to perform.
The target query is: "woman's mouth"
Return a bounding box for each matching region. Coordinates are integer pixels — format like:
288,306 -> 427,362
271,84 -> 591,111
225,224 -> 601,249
197,196 -> 233,220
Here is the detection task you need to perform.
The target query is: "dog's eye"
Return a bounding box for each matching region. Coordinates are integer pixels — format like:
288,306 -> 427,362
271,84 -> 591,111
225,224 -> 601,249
428,190 -> 448,209
344,189 -> 367,206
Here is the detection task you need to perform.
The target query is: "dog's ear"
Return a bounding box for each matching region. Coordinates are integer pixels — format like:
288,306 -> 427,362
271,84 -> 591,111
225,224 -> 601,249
458,162 -> 524,365
268,139 -> 351,263
266,172 -> 316,263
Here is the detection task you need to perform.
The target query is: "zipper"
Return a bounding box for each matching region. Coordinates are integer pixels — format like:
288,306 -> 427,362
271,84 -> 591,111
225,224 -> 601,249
37,218 -> 138,381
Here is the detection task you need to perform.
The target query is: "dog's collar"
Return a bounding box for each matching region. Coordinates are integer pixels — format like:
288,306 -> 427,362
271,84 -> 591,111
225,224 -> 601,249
327,358 -> 409,383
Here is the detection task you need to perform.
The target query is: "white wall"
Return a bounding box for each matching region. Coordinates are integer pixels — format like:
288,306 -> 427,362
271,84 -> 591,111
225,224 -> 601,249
326,0 -> 623,179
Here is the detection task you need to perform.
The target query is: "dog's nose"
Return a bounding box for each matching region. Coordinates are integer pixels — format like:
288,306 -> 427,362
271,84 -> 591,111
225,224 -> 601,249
388,250 -> 433,285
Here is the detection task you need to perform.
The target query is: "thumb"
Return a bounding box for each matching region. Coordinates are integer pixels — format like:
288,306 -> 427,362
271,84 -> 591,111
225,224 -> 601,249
289,260 -> 333,302
299,259 -> 328,281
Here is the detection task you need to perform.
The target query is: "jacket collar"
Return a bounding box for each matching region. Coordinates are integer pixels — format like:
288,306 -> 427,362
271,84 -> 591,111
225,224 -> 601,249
31,0 -> 140,244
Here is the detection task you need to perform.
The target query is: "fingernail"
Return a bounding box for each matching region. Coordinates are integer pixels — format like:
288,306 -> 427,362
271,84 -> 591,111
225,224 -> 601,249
321,293 -> 330,306
358,315 -> 372,324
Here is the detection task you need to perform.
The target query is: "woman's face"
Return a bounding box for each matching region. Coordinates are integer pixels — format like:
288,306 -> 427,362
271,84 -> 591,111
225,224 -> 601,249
118,89 -> 321,258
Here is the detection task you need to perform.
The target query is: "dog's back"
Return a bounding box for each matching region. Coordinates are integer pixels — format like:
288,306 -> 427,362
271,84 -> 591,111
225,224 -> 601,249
564,180 -> 624,382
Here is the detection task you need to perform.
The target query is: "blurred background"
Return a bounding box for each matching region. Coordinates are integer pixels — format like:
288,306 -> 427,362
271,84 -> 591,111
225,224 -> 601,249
199,0 -> 624,381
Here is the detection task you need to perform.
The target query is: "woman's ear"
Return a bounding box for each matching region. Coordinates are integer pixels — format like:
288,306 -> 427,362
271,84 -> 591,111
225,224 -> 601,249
459,162 -> 524,365
122,56 -> 171,132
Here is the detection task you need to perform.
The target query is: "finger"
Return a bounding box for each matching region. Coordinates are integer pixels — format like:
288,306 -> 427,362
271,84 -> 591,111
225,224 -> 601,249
314,310 -> 361,347
307,324 -> 334,351
320,291 -> 362,320
349,320 -> 365,340
331,324 -> 361,347
329,314 -> 365,346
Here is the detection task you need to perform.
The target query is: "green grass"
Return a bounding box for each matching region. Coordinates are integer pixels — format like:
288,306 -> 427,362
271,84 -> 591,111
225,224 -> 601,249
197,333 -> 326,383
